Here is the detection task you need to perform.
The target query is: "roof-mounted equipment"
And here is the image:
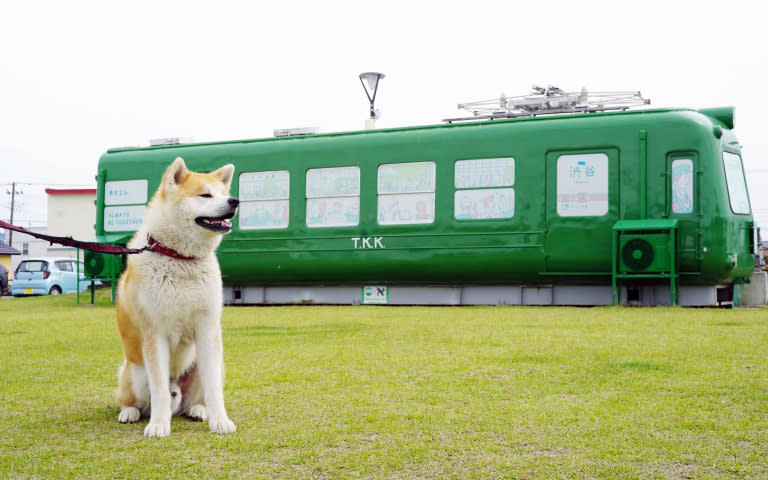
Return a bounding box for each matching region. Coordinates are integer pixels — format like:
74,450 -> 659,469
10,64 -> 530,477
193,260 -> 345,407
444,85 -> 650,123
149,137 -> 181,146
274,127 -> 319,138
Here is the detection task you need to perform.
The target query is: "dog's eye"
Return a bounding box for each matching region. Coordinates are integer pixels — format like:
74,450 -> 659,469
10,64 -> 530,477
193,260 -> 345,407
199,193 -> 213,198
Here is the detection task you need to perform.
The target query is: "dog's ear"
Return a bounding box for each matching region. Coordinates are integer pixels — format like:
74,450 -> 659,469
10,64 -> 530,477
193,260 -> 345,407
212,164 -> 235,189
161,157 -> 189,197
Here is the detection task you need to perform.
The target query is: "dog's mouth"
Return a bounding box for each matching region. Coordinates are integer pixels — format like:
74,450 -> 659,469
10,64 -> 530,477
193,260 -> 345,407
195,211 -> 235,233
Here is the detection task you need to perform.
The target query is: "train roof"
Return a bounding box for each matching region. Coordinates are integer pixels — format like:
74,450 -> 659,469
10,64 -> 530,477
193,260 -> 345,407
105,106 -> 735,155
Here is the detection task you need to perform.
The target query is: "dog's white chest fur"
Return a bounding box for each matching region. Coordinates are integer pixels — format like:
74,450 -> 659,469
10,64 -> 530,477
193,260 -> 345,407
136,255 -> 221,355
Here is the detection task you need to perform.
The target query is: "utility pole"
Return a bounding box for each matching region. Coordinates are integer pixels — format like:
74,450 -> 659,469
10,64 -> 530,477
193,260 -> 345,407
5,182 -> 23,247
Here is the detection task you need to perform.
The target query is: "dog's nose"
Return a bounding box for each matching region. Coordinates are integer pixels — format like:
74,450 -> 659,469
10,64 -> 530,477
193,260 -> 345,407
228,197 -> 239,208
171,391 -> 178,398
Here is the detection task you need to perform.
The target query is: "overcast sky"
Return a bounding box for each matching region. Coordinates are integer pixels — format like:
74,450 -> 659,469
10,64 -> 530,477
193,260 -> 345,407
1,0 -> 766,228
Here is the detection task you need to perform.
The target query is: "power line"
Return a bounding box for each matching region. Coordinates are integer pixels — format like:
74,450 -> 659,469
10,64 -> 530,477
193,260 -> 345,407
0,182 -> 94,188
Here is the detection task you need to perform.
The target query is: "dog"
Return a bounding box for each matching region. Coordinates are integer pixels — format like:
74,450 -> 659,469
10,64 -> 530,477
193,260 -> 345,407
115,157 -> 239,437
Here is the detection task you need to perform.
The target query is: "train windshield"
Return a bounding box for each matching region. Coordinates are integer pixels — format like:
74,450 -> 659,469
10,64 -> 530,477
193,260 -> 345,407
723,151 -> 751,214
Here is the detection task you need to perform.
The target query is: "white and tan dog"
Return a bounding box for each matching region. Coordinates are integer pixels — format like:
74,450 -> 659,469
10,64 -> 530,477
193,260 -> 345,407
115,157 -> 238,437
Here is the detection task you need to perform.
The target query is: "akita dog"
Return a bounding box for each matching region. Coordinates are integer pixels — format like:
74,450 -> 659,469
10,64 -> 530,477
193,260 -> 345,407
115,157 -> 238,437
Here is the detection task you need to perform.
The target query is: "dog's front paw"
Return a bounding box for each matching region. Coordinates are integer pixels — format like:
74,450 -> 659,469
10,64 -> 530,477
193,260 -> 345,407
118,406 -> 141,424
144,422 -> 171,438
209,416 -> 236,434
186,404 -> 207,422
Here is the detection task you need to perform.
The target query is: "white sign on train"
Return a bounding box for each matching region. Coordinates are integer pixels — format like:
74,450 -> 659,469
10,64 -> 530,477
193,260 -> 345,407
104,180 -> 148,206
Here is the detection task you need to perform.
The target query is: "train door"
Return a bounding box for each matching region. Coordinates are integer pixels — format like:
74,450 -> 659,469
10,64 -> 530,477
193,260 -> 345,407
545,149 -> 620,273
667,152 -> 701,273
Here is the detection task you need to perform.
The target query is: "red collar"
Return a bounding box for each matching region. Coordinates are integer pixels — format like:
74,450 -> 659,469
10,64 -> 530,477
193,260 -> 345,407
146,234 -> 196,260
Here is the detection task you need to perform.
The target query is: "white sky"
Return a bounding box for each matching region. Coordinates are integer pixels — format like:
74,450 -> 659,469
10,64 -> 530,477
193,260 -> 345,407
1,0 -> 766,229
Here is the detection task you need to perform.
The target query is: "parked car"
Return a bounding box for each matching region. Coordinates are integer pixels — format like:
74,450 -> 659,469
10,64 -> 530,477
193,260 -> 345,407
0,265 -> 8,296
11,257 -> 101,296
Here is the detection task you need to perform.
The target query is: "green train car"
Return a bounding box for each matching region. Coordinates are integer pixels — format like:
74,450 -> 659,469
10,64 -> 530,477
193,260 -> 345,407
92,106 -> 756,306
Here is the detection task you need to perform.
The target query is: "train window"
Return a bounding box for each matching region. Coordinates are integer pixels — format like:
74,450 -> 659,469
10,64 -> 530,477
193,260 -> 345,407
671,159 -> 694,214
238,170 -> 290,229
306,166 -> 360,227
454,158 -> 515,220
723,152 -> 751,214
377,162 -> 435,225
556,153 -> 609,217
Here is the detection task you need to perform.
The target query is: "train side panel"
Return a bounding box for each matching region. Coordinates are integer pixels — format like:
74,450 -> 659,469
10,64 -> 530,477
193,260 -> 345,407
94,107 -> 756,304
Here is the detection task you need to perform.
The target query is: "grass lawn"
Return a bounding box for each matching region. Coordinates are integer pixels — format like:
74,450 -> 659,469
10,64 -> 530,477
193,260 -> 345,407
0,290 -> 766,479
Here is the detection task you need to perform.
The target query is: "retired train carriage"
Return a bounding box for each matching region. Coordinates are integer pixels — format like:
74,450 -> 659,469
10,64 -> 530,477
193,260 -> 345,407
92,106 -> 756,306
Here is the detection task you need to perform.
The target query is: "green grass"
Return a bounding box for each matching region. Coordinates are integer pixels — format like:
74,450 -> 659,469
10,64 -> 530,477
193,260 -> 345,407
1,291 -> 767,479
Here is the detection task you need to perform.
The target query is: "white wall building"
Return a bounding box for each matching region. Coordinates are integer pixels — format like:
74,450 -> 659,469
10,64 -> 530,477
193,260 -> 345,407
8,228 -> 49,271
45,188 -> 97,258
8,188 -> 96,271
